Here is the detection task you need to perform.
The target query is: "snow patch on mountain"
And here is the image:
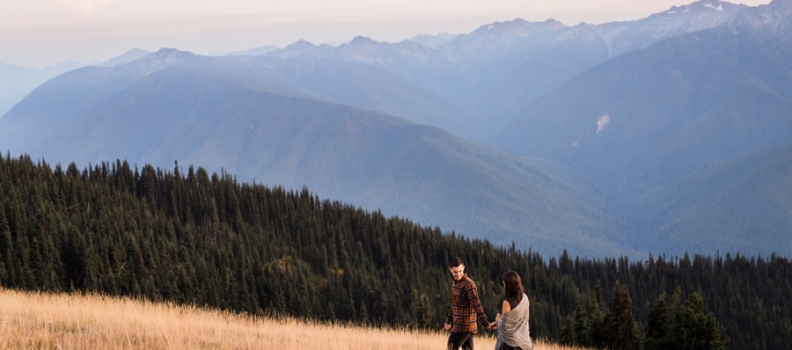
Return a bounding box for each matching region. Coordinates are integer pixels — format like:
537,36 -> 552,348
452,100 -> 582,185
597,114 -> 610,134
705,2 -> 724,11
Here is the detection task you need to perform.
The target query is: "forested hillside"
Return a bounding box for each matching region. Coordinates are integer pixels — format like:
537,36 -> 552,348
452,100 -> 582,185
0,154 -> 789,349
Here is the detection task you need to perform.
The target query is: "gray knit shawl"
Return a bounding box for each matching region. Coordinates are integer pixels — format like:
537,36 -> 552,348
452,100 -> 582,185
495,293 -> 534,350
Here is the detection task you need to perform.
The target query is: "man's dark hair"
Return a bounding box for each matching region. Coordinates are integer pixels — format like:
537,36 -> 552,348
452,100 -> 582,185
449,257 -> 464,268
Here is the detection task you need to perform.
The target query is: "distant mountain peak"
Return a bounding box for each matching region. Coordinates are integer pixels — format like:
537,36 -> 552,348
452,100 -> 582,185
703,0 -> 724,11
543,18 -> 566,27
605,0 -> 745,52
285,40 -> 316,50
474,18 -> 566,33
664,0 -> 736,14
109,47 -> 198,74
409,32 -> 458,48
208,45 -> 280,57
265,39 -> 327,59
729,0 -> 792,33
121,48 -> 151,56
154,47 -> 179,54
349,36 -> 379,46
149,47 -> 191,59
99,48 -> 152,67
140,48 -> 194,64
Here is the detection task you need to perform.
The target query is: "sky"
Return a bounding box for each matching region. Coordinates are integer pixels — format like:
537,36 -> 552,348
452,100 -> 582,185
0,0 -> 772,68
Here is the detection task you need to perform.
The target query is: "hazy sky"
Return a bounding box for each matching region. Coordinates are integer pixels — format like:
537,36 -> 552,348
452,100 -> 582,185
0,0 -> 771,68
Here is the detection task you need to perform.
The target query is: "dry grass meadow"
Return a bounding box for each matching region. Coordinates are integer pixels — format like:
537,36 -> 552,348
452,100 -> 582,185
0,288 -> 585,349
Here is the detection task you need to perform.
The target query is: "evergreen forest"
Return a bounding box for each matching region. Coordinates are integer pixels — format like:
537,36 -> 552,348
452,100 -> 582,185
0,154 -> 789,349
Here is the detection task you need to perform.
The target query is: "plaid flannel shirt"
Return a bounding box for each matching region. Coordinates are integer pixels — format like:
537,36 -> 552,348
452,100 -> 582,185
445,274 -> 489,333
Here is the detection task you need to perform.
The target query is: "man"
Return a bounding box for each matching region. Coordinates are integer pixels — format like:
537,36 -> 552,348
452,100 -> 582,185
445,257 -> 493,350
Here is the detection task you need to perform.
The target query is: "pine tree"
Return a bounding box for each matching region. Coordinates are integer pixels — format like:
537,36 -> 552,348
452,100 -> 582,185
682,293 -> 726,350
585,281 -> 607,348
602,281 -> 641,350
560,315 -> 575,346
0,209 -> 12,284
415,293 -> 435,329
652,288 -> 726,350
644,293 -> 672,350
572,300 -> 589,345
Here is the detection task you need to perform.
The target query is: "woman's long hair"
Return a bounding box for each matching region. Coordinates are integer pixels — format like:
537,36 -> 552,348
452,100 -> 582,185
502,270 -> 524,305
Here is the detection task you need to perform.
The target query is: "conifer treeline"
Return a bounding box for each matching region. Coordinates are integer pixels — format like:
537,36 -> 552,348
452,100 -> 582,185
0,154 -> 789,349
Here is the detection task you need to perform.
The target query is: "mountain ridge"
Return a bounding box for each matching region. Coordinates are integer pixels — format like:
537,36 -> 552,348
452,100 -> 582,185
2,0 -> 789,257
494,0 -> 792,255
1,62 -> 625,256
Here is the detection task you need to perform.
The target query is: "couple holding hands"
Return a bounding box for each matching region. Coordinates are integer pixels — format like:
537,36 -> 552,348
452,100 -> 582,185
445,257 -> 534,350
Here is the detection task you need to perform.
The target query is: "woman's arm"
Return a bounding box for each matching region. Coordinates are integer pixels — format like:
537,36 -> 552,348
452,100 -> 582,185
495,299 -> 512,323
501,300 -> 512,314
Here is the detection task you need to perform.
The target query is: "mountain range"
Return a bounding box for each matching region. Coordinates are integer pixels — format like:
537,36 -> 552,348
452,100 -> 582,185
0,49 -> 151,119
0,50 -> 625,256
0,62 -> 83,117
242,0 -> 747,141
1,0 -> 790,257
497,0 -> 792,254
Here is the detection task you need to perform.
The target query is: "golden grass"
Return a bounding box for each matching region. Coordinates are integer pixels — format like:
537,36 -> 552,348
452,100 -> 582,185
0,288 -> 584,349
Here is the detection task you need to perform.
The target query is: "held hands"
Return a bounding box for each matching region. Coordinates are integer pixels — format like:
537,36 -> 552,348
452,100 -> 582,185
485,313 -> 501,331
487,314 -> 501,331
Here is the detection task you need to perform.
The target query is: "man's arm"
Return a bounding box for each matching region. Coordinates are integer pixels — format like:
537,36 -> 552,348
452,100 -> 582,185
445,288 -> 454,330
467,282 -> 490,327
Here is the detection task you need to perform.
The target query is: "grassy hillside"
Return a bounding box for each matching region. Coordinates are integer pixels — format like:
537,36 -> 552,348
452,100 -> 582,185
0,288 -> 581,350
0,154 -> 788,349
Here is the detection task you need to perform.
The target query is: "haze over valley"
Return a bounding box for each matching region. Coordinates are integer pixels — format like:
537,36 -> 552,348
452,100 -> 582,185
2,0 -> 790,258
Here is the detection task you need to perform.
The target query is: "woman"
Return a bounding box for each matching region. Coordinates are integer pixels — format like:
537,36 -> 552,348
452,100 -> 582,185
492,271 -> 534,350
